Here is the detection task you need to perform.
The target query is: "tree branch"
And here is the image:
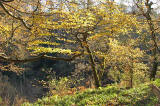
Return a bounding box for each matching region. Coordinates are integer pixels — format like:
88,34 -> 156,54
0,2 -> 31,30
1,0 -> 14,3
0,53 -> 83,63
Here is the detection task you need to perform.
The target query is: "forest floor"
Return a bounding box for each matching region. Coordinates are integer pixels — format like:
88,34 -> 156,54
22,79 -> 160,106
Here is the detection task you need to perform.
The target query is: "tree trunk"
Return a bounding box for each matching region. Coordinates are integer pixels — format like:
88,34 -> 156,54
77,32 -> 102,88
84,44 -> 101,88
148,19 -> 158,80
150,57 -> 158,80
129,68 -> 133,88
135,0 -> 159,80
143,1 -> 159,80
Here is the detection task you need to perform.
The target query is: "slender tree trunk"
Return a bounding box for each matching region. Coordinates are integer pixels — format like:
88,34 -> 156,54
84,42 -> 101,88
147,17 -> 158,80
76,32 -> 102,88
129,67 -> 133,88
150,57 -> 158,80
126,63 -> 133,88
141,1 -> 159,80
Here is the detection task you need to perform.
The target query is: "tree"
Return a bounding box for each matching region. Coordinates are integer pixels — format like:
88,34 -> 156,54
133,0 -> 160,80
27,0 -> 140,87
0,0 -> 140,88
106,38 -> 148,88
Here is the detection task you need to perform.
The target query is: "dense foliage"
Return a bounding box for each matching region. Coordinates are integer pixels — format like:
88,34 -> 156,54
0,0 -> 160,105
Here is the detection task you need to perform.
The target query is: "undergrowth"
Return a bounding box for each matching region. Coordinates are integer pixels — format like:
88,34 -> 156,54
22,79 -> 160,106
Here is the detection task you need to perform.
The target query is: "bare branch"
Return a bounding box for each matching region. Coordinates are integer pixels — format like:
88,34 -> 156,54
0,2 -> 31,30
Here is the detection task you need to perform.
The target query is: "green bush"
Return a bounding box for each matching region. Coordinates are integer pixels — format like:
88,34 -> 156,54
153,78 -> 160,87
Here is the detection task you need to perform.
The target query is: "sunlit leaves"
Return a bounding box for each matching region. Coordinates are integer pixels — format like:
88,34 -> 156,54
107,38 -> 144,64
28,40 -> 60,46
26,1 -> 144,68
0,25 -> 10,38
28,47 -> 74,55
0,0 -> 143,66
88,33 -> 110,41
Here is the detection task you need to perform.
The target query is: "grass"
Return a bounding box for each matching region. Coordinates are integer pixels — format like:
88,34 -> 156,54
22,79 -> 160,106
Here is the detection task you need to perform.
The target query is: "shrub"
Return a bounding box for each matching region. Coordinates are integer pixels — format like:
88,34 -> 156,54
48,77 -> 72,96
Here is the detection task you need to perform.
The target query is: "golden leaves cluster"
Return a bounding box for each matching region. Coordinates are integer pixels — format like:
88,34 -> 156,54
25,1 -> 142,56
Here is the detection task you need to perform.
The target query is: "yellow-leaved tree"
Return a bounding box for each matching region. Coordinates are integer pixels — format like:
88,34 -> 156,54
26,0 -> 142,87
0,0 -> 142,88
